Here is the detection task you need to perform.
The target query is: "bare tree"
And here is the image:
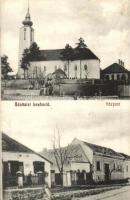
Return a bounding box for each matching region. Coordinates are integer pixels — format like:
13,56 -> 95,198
52,127 -> 71,186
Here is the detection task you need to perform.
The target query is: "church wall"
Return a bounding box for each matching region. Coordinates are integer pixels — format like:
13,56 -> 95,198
29,59 -> 100,79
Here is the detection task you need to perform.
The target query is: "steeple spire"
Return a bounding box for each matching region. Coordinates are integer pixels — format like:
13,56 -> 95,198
22,0 -> 33,26
28,0 -> 30,13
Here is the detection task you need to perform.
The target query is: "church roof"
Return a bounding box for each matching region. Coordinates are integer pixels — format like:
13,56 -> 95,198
2,133 -> 52,163
39,48 -> 99,61
102,63 -> 129,74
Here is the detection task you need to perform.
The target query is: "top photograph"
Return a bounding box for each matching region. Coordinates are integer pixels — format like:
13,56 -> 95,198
1,0 -> 130,100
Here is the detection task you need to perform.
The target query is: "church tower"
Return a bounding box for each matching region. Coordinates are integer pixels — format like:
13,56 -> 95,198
18,0 -> 34,78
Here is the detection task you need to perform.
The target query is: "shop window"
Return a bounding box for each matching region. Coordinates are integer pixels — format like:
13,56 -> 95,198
96,161 -> 100,171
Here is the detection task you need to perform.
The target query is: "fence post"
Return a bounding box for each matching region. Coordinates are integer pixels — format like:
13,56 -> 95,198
16,171 -> 23,188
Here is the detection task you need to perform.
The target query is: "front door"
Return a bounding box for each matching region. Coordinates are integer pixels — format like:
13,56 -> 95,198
104,163 -> 110,181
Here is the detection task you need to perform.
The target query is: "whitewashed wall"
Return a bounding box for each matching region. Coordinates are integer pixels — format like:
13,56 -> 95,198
70,162 -> 90,172
2,152 -> 51,187
93,154 -> 124,182
29,59 -> 100,79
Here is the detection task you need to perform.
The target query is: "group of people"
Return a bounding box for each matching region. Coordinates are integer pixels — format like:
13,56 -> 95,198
40,81 -> 53,96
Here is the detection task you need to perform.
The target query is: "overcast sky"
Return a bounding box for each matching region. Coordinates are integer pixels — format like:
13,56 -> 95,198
1,0 -> 130,73
1,101 -> 130,155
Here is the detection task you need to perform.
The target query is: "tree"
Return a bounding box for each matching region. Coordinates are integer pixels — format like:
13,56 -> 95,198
61,44 -> 74,78
1,55 -> 13,79
21,48 -> 30,79
52,128 -> 72,186
75,37 -> 88,79
29,42 -> 42,61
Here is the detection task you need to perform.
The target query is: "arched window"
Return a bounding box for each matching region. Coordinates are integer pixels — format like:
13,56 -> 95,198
84,65 -> 87,71
24,28 -> 26,40
74,65 -> 77,71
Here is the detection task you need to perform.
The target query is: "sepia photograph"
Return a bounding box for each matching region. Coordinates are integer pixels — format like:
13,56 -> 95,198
1,0 -> 130,100
1,101 -> 130,199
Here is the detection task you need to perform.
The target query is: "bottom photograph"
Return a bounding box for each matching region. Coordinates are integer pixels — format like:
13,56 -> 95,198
1,103 -> 130,200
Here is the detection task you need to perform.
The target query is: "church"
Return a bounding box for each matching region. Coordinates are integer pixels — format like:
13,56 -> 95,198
18,5 -> 100,80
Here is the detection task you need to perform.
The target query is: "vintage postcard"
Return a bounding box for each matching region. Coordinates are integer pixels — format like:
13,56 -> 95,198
1,101 -> 130,200
1,0 -> 130,200
1,0 -> 130,100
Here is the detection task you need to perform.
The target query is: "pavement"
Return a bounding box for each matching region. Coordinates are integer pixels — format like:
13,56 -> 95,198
79,185 -> 130,200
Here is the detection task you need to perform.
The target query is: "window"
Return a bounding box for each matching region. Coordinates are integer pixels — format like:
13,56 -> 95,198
84,65 -> 87,71
44,66 -> 46,71
74,65 -> 77,71
24,28 -> 26,40
111,74 -> 114,80
96,161 -> 100,171
33,161 -> 44,174
113,163 -> 116,170
126,165 -> 128,172
9,161 -> 24,176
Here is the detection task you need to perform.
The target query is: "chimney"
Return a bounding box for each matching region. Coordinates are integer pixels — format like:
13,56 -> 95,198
118,59 -> 120,65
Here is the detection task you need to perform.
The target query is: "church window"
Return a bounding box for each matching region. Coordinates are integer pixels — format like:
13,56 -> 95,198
74,65 -> 77,71
44,66 -> 46,71
84,65 -> 87,71
24,28 -> 26,40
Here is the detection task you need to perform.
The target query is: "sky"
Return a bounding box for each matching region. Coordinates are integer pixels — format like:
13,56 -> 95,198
1,0 -> 130,73
1,101 -> 130,155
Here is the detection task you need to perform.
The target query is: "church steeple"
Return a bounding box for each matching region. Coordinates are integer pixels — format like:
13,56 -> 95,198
22,0 -> 33,26
18,0 -> 34,78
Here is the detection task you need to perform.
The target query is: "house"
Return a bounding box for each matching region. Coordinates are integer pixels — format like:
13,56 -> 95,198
18,7 -> 100,80
102,60 -> 129,82
2,133 -> 52,188
41,138 -> 129,187
119,153 -> 130,179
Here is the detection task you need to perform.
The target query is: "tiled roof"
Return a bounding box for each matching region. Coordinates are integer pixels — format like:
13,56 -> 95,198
39,48 -> 99,61
119,153 -> 130,160
102,63 -> 129,74
83,141 -> 124,158
2,133 -> 52,163
2,133 -> 34,153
